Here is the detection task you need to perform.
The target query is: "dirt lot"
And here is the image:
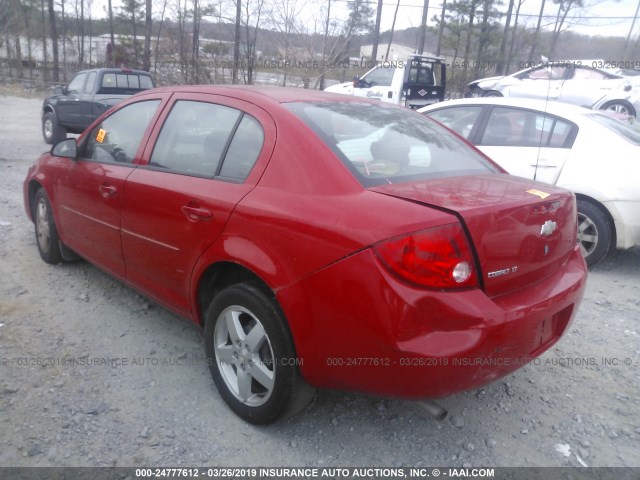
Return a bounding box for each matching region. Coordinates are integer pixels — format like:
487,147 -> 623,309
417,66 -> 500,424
0,91 -> 639,468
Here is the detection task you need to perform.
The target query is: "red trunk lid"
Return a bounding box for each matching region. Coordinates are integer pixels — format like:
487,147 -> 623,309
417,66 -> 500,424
370,174 -> 579,297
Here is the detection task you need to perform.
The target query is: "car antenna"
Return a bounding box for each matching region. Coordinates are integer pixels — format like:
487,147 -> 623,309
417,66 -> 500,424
537,55 -> 553,182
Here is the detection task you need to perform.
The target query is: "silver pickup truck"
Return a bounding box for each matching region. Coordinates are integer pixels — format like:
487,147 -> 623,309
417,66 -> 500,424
42,68 -> 155,144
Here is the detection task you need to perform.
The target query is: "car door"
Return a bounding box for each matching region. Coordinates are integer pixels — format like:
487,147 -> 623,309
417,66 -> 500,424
55,98 -> 163,278
120,94 -> 276,316
557,65 -> 623,107
56,72 -> 89,128
475,106 -> 576,184
353,66 -> 397,102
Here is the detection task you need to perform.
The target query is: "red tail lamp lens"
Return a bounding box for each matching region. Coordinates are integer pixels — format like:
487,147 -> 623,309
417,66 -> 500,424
374,223 -> 478,289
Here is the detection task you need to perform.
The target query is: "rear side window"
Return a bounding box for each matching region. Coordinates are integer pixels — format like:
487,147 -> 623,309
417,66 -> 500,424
149,100 -> 263,180
286,102 -> 498,187
479,107 -> 575,148
219,115 -> 264,180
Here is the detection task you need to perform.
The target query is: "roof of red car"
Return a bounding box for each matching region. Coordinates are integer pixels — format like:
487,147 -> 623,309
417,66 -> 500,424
146,84 -> 375,105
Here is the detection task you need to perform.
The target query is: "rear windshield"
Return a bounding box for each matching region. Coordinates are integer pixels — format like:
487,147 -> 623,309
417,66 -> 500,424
587,112 -> 640,146
286,102 -> 498,186
98,73 -> 154,94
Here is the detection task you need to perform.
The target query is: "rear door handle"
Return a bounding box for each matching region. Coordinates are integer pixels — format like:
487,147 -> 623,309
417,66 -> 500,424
181,204 -> 212,222
99,184 -> 117,198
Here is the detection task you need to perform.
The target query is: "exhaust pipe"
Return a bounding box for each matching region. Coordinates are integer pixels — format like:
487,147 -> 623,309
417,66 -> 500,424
417,400 -> 448,421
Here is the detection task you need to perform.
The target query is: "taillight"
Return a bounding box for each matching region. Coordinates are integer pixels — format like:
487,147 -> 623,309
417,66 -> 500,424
373,223 -> 478,289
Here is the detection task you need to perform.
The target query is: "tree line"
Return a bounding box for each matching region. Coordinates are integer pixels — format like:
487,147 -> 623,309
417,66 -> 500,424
1,0 -> 639,94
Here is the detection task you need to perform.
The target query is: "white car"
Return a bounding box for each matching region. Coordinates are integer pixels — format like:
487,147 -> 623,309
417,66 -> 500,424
466,62 -> 640,118
419,98 -> 640,266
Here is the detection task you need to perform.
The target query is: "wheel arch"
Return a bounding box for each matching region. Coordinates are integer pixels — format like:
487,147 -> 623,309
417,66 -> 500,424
27,179 -> 45,220
194,261 -> 274,328
42,104 -> 57,116
574,193 -> 617,247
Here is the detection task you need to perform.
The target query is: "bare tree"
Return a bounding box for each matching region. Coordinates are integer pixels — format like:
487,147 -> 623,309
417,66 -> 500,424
61,0 -> 67,79
107,0 -> 115,66
143,0 -> 152,71
436,0 -> 446,56
496,0 -> 515,74
370,0 -> 383,61
549,0 -> 585,57
240,0 -> 267,84
385,0 -> 401,61
41,0 -> 49,80
624,0 -> 640,60
232,0 -> 241,83
154,0 -> 169,74
48,0 -> 60,82
528,0 -> 546,63
192,0 -> 200,81
417,0 -> 430,55
505,0 -> 526,73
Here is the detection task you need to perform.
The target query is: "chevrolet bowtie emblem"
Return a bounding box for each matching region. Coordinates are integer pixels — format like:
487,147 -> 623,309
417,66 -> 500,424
540,220 -> 557,236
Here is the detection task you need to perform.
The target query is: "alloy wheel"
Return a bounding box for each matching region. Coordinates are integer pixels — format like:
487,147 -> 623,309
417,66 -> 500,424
213,305 -> 275,407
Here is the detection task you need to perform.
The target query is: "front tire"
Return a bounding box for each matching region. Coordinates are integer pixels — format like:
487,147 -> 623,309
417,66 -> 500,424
483,90 -> 503,97
34,188 -> 63,264
42,111 -> 67,145
204,283 -> 314,424
576,199 -> 613,267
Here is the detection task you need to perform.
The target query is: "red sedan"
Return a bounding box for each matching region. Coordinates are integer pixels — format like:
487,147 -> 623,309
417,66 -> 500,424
24,86 -> 587,424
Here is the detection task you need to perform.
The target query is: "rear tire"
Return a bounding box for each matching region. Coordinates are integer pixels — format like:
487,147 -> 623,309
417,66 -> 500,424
42,111 -> 67,145
576,199 -> 613,267
204,282 -> 314,424
34,188 -> 63,264
483,90 -> 503,97
600,100 -> 636,119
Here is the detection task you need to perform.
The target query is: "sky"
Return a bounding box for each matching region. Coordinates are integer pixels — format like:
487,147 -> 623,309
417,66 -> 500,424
87,0 -> 640,41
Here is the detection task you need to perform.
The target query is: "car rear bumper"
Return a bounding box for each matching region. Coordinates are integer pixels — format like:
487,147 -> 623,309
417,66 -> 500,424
278,245 -> 587,399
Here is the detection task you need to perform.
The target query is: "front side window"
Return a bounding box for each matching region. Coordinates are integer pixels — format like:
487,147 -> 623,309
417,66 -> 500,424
362,67 -> 396,87
426,106 -> 483,139
480,107 -> 575,148
286,102 -> 498,187
80,100 -> 160,164
84,71 -> 97,94
67,73 -> 87,94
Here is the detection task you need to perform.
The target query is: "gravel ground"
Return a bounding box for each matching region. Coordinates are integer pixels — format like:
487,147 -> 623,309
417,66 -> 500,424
0,92 -> 639,468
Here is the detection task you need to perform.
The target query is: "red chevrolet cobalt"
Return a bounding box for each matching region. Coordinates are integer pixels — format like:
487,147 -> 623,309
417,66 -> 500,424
24,86 -> 587,424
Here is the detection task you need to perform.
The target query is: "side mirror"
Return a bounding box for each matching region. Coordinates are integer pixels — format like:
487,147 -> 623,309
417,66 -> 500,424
352,76 -> 360,88
51,138 -> 77,158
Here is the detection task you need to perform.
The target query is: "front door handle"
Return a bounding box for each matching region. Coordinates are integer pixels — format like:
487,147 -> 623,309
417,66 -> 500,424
99,184 -> 117,198
181,204 -> 212,222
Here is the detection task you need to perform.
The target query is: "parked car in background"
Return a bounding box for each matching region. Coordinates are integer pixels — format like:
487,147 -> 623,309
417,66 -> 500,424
42,68 -> 155,144
420,97 -> 640,266
25,86 -> 586,424
324,54 -> 446,108
466,62 -> 640,118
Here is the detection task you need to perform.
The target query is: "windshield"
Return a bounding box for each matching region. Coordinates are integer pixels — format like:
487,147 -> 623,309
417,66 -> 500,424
285,102 -> 499,187
588,112 -> 640,146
